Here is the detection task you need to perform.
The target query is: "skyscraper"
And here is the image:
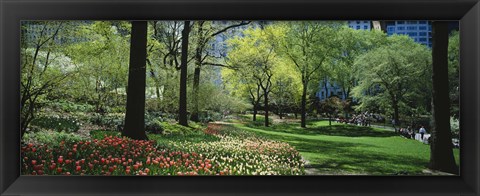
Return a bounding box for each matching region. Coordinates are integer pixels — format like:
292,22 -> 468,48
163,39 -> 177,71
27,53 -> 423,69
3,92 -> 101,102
385,21 -> 432,47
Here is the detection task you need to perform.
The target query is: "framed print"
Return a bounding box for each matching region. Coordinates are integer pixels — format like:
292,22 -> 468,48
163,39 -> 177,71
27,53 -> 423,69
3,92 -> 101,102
1,0 -> 479,195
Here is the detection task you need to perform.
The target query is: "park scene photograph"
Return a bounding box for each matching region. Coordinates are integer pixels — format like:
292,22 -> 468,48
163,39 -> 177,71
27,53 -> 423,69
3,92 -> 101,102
20,20 -> 460,176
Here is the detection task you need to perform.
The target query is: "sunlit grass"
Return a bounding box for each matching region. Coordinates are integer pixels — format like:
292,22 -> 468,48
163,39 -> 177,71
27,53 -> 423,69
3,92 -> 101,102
233,119 -> 460,175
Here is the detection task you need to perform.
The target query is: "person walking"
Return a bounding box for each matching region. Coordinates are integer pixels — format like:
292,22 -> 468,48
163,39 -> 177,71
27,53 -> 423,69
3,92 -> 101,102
419,126 -> 427,140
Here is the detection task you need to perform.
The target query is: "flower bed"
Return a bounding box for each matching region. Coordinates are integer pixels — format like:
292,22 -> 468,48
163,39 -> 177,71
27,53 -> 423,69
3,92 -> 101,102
21,124 -> 305,175
22,136 -> 220,176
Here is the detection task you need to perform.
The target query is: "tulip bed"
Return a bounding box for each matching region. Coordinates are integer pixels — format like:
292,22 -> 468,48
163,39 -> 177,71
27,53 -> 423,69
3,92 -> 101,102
21,123 -> 305,175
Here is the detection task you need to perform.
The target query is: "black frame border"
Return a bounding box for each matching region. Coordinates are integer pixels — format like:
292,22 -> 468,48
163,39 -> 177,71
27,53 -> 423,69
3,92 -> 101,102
1,0 -> 479,195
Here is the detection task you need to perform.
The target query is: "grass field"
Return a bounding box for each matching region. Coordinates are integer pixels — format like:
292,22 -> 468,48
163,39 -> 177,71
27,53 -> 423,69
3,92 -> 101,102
231,117 -> 460,175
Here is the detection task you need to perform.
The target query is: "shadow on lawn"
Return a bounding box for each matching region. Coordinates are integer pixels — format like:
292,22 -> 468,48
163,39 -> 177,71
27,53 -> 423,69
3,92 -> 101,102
247,121 -> 398,138
249,131 -> 428,175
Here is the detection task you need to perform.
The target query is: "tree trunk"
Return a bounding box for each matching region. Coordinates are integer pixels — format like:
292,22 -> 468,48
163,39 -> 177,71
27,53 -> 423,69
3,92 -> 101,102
191,22 -> 204,122
123,21 -> 148,140
324,78 -> 329,98
301,82 -> 308,128
253,105 -> 257,121
178,21 -> 191,127
264,91 -> 269,127
393,100 -> 400,132
191,67 -> 201,122
429,21 -> 458,174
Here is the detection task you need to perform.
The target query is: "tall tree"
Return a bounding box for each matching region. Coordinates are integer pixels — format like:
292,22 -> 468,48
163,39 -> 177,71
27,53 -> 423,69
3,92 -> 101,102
352,35 -> 431,129
330,27 -> 386,102
428,21 -> 458,174
123,21 -> 148,140
178,21 -> 191,126
278,21 -> 341,128
224,26 -> 278,126
190,21 -> 251,122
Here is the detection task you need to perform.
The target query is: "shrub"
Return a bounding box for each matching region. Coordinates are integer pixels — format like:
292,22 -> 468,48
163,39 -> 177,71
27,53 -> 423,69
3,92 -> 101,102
161,122 -> 198,135
89,113 -> 124,129
23,130 -> 86,147
145,119 -> 164,134
90,130 -> 121,140
49,101 -> 95,113
30,114 -> 81,133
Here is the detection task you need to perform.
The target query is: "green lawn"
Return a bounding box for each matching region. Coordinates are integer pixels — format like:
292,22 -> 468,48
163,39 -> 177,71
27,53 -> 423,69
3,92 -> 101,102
232,119 -> 460,175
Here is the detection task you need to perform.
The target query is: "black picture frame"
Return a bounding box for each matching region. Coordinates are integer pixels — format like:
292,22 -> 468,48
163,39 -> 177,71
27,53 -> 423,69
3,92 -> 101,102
1,0 -> 479,195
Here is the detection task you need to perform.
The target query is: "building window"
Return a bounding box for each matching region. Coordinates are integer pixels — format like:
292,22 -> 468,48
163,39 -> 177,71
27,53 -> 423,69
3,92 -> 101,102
407,26 -> 417,30
357,26 -> 360,29
364,25 -> 368,29
407,32 -> 417,36
419,21 -> 427,24
407,21 -> 417,24
397,26 -> 405,30
397,21 -> 405,24
387,26 -> 395,32
419,38 -> 427,42
356,21 -> 360,24
419,32 -> 427,36
419,26 -> 427,30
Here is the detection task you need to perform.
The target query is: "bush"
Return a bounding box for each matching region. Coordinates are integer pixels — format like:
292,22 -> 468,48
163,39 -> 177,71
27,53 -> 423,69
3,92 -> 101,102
23,130 -> 86,147
89,113 -> 124,129
49,101 -> 95,113
145,119 -> 164,134
89,130 -> 121,140
31,114 -> 81,133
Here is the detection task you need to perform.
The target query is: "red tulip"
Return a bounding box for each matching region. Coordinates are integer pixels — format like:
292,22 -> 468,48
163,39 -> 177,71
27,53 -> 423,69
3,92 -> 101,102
58,156 -> 64,164
31,160 -> 37,165
76,166 -> 81,171
57,168 -> 63,173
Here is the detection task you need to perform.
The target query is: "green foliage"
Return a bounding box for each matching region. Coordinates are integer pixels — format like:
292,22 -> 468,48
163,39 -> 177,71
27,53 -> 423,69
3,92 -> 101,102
23,130 -> 86,146
30,114 -> 81,132
49,101 -> 95,113
352,35 -> 432,119
448,31 -> 460,119
145,118 -> 164,134
89,129 -> 121,140
328,27 -> 387,100
161,122 -> 200,135
89,113 -> 124,129
318,96 -> 343,118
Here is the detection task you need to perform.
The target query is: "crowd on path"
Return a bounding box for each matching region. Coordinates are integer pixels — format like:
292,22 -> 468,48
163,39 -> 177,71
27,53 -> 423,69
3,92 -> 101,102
334,112 -> 459,148
335,112 -> 380,127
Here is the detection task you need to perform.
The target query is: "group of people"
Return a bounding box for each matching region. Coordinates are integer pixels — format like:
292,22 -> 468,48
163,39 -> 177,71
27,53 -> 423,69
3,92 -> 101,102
336,112 -> 375,127
399,126 -> 427,140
